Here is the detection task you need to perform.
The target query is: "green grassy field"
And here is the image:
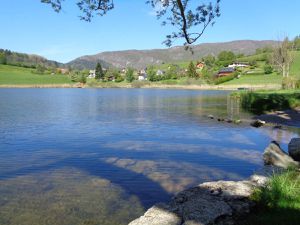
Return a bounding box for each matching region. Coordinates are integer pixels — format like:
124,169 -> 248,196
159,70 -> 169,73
223,73 -> 282,85
0,65 -> 72,85
290,51 -> 300,77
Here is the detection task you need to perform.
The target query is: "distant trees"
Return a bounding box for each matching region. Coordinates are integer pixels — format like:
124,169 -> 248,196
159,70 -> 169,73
95,62 -> 104,80
0,52 -> 7,65
293,35 -> 300,50
272,38 -> 294,77
187,61 -> 198,78
42,0 -> 221,47
201,55 -> 215,67
125,68 -> 135,82
147,66 -> 157,82
217,51 -> 235,62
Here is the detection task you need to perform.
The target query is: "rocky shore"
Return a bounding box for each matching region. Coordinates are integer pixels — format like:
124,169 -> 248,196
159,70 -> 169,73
129,139 -> 300,225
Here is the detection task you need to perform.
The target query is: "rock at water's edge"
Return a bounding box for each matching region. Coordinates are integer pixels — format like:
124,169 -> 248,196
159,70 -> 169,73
288,138 -> 300,162
263,141 -> 299,168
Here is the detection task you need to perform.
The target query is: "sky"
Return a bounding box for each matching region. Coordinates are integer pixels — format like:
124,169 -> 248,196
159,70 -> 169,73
0,0 -> 299,63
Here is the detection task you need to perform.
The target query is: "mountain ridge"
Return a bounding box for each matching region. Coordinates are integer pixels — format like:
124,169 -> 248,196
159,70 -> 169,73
66,40 -> 279,70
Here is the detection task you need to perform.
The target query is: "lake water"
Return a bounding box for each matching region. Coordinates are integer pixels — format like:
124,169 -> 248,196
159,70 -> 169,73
0,88 -> 299,225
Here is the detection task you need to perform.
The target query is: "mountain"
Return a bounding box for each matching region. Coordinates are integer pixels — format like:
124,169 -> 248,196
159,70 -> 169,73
0,49 -> 63,68
66,40 -> 278,70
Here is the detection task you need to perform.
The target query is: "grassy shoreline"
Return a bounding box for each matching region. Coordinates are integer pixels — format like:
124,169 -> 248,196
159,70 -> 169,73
232,90 -> 300,114
0,83 -> 281,90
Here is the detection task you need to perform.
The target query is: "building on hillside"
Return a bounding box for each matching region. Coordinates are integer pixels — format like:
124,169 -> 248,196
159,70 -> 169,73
88,70 -> 96,78
196,62 -> 205,70
228,62 -> 249,68
57,68 -> 69,74
217,68 -> 235,78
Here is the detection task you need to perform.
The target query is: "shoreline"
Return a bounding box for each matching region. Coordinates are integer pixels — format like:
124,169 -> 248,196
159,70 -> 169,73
0,83 -> 281,90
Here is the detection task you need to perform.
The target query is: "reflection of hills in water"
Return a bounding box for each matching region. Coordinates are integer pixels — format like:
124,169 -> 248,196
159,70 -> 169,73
0,89 -> 299,225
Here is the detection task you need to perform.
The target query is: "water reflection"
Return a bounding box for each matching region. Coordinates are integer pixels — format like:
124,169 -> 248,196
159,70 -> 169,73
0,88 -> 299,225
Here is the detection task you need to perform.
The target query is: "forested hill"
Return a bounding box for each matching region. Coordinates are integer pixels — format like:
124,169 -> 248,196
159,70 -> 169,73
0,49 -> 63,69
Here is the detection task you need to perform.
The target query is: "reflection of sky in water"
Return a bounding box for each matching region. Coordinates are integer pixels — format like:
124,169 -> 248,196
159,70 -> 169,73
0,88 -> 299,225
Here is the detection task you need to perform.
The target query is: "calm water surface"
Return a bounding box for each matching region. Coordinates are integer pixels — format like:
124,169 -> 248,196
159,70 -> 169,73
0,88 -> 299,225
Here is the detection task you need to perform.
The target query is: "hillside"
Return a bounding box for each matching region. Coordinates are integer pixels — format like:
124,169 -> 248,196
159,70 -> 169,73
0,64 -> 71,85
67,40 -> 279,70
0,49 -> 63,69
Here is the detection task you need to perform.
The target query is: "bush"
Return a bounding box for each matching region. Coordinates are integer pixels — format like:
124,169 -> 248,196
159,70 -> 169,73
264,64 -> 273,74
214,72 -> 238,85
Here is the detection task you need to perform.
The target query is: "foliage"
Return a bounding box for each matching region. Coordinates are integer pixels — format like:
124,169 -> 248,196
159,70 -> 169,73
147,66 -> 157,82
42,0 -> 221,47
272,37 -> 295,77
95,62 -> 104,80
165,64 -> 179,79
264,64 -> 273,74
240,169 -> 300,225
282,77 -> 299,89
125,68 -> 135,82
201,55 -> 215,67
239,91 -> 300,114
35,64 -> 47,74
217,51 -> 236,62
214,73 -> 237,85
187,61 -> 198,78
0,52 -> 7,65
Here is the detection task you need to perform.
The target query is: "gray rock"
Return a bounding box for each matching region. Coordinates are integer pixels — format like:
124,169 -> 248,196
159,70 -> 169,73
250,119 -> 265,128
263,141 -> 299,168
288,138 -> 300,161
128,203 -> 181,225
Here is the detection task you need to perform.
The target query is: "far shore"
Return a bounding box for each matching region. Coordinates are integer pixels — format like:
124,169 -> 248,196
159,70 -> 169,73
0,83 -> 281,90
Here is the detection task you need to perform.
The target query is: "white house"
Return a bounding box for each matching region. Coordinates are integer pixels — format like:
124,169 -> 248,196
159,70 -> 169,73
138,74 -> 147,81
228,63 -> 249,68
88,70 -> 96,78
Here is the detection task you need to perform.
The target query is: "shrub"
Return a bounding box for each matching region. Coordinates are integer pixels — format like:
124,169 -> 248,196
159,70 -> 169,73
264,64 -> 273,74
214,72 -> 238,85
131,80 -> 150,88
282,77 -> 299,89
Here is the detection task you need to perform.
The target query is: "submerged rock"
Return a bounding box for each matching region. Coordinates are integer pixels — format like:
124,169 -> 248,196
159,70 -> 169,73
288,138 -> 300,161
263,141 -> 299,168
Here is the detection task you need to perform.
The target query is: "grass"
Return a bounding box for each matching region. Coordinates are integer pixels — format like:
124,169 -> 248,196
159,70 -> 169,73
234,90 -> 300,114
0,64 -> 72,85
224,73 -> 282,85
290,51 -> 300,78
238,168 -> 300,225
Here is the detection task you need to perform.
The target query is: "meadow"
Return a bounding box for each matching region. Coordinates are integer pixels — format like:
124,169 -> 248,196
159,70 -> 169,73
0,65 -> 72,85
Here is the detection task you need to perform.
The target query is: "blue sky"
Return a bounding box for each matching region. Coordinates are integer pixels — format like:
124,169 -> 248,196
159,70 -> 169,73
1,0 -> 299,63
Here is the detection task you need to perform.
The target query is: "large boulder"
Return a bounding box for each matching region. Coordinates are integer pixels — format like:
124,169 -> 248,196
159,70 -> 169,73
263,141 -> 299,168
288,138 -> 300,161
128,203 -> 181,225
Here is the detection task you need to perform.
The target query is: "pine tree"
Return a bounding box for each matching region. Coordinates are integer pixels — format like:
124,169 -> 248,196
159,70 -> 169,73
187,61 -> 198,78
95,62 -> 104,80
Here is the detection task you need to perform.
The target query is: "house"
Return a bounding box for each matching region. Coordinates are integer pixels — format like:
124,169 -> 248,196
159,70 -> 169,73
88,70 -> 96,78
57,68 -> 69,74
138,73 -> 147,81
138,69 -> 148,81
228,62 -> 249,68
196,62 -> 205,70
217,68 -> 235,77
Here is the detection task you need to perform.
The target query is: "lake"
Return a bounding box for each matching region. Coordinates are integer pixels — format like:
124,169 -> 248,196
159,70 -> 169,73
0,88 -> 298,225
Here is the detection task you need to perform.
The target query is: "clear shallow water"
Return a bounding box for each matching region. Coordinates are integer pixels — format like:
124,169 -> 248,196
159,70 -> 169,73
0,88 -> 299,225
